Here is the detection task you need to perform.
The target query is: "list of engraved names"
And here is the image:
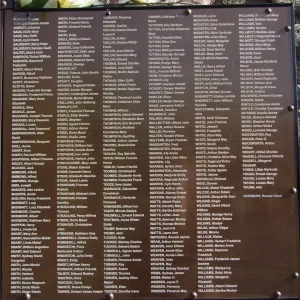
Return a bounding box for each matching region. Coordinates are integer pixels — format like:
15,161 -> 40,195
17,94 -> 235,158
3,7 -> 297,300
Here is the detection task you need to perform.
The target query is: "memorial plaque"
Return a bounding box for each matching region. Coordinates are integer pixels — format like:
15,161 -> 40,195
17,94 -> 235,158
1,4 -> 300,300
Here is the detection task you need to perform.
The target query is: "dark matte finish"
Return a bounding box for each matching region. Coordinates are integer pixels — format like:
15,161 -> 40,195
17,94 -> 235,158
1,5 -> 300,300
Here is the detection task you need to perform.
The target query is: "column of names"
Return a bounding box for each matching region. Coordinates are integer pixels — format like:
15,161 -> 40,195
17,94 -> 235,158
56,15 -> 100,294
10,16 -> 54,295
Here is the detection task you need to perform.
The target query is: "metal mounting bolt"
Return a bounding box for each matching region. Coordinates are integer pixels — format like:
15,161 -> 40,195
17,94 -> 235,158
24,294 -> 31,300
106,293 -> 114,300
290,187 -> 297,195
292,272 -> 299,279
274,291 -> 282,299
288,105 -> 294,111
185,9 -> 192,16
190,292 -> 197,299
284,25 -> 291,32
1,1 -> 7,8
265,8 -> 272,14
26,12 -> 31,18
105,10 -> 111,17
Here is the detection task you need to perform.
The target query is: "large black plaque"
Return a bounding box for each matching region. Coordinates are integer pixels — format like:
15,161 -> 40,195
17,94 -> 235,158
1,4 -> 300,300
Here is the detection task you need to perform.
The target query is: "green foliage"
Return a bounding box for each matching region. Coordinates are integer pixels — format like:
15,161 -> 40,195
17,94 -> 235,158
21,0 -> 49,7
18,0 -> 57,7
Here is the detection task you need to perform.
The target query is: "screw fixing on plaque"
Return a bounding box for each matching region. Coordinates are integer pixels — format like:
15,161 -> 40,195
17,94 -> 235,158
265,8 -> 272,15
274,291 -> 282,299
106,293 -> 114,300
185,9 -> 192,16
284,25 -> 291,32
24,294 -> 31,300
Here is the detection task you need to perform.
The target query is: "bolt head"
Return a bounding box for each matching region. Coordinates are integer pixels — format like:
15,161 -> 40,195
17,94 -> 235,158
290,187 -> 297,194
284,25 -> 291,32
265,8 -> 272,14
185,9 -> 192,16
274,291 -> 282,299
292,272 -> 299,279
288,105 -> 294,111
190,292 -> 197,299
106,293 -> 114,300
26,12 -> 31,18
1,0 -> 6,7
105,10 -> 111,16
24,294 -> 31,300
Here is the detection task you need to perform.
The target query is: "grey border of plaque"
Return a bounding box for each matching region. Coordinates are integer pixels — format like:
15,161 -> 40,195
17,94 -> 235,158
0,3 -> 299,300
0,5 -> 3,300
